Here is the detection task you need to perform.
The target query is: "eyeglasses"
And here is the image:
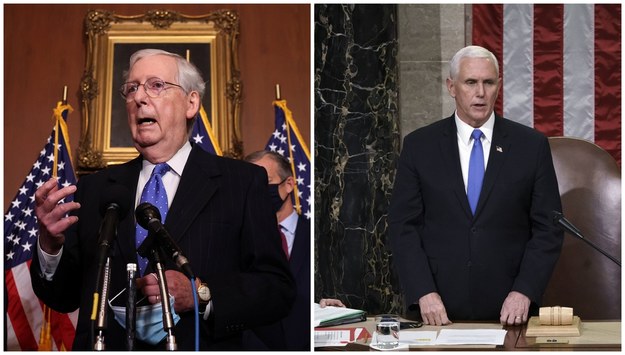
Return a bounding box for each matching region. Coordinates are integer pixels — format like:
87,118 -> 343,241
120,77 -> 184,101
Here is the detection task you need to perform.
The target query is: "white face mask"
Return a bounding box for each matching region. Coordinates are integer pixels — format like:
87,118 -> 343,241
108,288 -> 181,345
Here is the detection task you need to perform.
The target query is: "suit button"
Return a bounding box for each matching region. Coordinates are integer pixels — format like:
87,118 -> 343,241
471,227 -> 477,233
467,261 -> 472,267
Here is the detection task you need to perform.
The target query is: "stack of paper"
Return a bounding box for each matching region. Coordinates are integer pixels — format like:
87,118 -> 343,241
315,327 -> 370,347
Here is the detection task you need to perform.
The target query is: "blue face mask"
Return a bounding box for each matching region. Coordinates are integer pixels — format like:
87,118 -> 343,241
108,289 -> 181,345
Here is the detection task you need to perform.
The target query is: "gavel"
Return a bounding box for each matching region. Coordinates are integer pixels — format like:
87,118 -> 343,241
539,306 -> 574,326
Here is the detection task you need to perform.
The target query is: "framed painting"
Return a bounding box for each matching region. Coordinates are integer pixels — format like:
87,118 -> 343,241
78,9 -> 242,172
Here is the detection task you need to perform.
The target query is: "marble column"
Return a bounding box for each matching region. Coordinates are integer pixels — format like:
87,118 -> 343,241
398,4 -> 469,142
314,4 -> 402,314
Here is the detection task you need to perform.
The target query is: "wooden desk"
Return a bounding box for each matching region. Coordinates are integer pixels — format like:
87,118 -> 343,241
515,320 -> 621,351
316,318 -> 621,351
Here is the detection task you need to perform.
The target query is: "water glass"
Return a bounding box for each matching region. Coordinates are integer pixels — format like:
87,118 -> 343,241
374,314 -> 400,349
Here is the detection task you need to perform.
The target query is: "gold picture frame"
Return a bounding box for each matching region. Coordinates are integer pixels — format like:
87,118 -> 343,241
78,9 -> 242,172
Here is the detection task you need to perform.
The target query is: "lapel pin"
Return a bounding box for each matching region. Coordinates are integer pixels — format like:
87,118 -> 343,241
496,146 -> 503,153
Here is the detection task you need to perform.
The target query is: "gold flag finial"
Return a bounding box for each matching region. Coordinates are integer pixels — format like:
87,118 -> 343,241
275,84 -> 281,100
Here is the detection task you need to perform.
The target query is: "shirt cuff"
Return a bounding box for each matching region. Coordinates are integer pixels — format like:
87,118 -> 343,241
37,239 -> 63,281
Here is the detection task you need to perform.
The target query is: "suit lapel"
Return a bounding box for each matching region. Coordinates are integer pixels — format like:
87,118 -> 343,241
166,146 -> 221,242
474,116 -> 509,217
439,116 -> 473,218
108,157 -> 142,267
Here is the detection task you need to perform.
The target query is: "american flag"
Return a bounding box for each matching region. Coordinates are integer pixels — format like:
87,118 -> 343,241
4,102 -> 78,350
190,106 -> 222,156
266,100 -> 311,220
472,4 -> 621,164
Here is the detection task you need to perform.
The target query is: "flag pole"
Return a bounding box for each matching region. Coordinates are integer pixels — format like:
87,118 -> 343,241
274,84 -> 302,214
39,86 -> 68,350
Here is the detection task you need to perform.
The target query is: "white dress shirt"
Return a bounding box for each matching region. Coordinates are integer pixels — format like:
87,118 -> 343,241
455,113 -> 495,193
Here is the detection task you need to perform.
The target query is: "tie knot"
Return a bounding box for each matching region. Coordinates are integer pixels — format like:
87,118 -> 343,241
152,163 -> 170,177
471,129 -> 483,142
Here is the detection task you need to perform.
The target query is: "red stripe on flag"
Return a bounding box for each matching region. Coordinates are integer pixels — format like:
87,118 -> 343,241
472,4 -> 505,115
594,4 -> 622,164
49,306 -> 76,350
6,269 -> 39,350
533,4 -> 564,136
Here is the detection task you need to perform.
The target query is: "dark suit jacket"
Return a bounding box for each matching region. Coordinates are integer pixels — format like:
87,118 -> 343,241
388,115 -> 563,320
31,145 -> 296,350
242,215 -> 311,350
283,216 -> 311,350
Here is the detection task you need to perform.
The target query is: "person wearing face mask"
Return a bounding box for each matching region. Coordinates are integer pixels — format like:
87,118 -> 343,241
243,150 -> 310,350
30,49 -> 295,350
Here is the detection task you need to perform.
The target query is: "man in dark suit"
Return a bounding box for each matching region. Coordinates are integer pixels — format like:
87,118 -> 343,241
243,150 -> 311,350
31,49 -> 295,350
388,45 -> 563,327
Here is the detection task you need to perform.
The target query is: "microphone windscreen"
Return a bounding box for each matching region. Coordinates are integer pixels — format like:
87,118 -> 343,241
99,184 -> 132,219
135,202 -> 161,229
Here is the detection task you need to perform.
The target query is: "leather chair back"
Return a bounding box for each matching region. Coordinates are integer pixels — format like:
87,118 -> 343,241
542,137 -> 621,319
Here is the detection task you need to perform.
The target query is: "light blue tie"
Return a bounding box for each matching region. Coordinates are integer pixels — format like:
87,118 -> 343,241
136,163 -> 170,276
467,129 -> 484,215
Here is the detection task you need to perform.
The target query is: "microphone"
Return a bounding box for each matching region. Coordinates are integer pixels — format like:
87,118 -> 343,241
135,202 -> 195,278
97,185 -> 132,266
552,211 -> 621,267
93,185 -> 131,350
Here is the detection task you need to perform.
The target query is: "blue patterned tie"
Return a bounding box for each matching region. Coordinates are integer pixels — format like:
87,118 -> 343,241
467,129 -> 484,215
136,163 -> 170,276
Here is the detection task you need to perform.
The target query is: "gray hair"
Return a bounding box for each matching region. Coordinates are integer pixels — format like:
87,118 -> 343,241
449,45 -> 499,80
124,48 -> 206,99
244,150 -> 292,180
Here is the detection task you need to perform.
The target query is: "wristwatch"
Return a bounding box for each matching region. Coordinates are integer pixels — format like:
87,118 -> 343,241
197,282 -> 211,303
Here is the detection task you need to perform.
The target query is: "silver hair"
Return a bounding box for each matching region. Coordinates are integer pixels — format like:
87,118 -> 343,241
123,48 -> 206,99
244,150 -> 292,180
449,45 -> 499,80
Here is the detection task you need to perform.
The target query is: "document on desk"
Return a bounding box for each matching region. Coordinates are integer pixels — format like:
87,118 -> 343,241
399,331 -> 438,345
314,327 -> 368,347
434,329 -> 507,345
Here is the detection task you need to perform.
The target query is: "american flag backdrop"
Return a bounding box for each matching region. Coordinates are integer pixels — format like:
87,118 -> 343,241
190,106 -> 222,156
4,102 -> 78,350
472,3 -> 621,164
265,100 -> 311,220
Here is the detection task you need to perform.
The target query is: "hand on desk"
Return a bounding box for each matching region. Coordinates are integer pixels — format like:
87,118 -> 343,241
419,292 -> 452,326
499,291 -> 530,325
319,298 -> 345,308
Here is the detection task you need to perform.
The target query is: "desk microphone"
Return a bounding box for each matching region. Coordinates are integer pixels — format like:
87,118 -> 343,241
552,211 -> 621,267
135,202 -> 195,278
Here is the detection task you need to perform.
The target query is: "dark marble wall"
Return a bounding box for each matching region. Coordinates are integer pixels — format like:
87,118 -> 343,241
314,4 -> 403,315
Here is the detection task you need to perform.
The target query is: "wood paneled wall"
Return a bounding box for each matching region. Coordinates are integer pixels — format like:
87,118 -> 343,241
4,4 -> 310,208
